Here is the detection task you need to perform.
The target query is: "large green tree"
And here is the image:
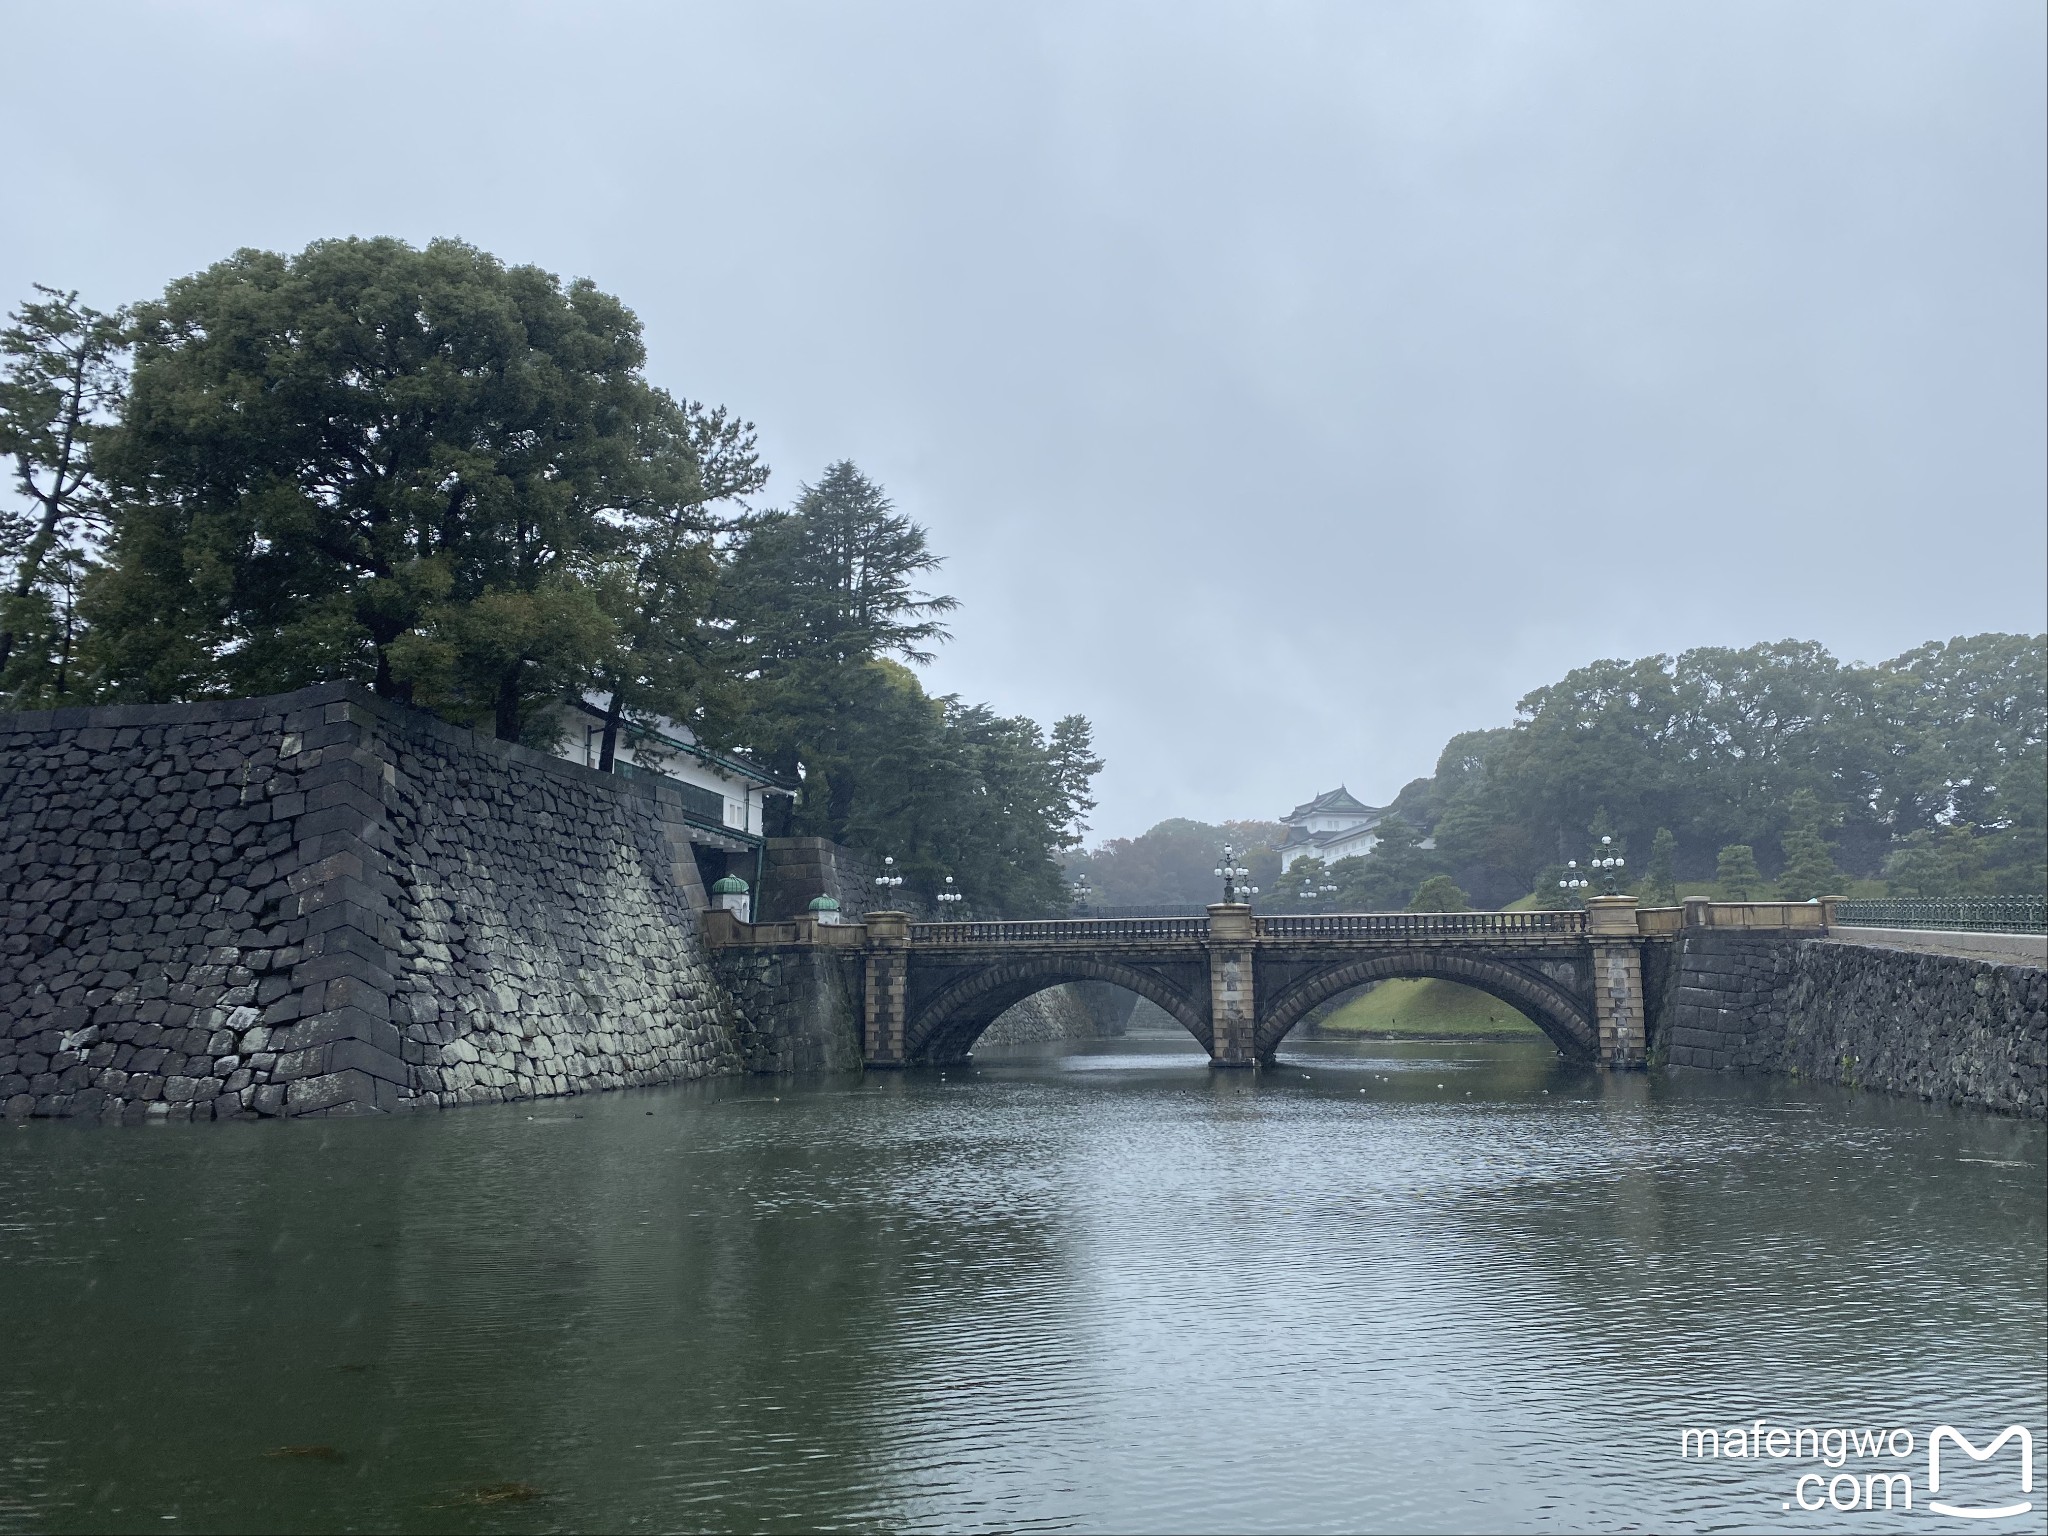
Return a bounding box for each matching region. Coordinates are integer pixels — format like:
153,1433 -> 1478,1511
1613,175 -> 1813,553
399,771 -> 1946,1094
0,287 -> 127,703
722,461 -> 958,812
1870,633 -> 2046,892
1373,635 -> 2045,901
720,462 -> 1095,914
85,237 -> 717,741
589,402 -> 767,769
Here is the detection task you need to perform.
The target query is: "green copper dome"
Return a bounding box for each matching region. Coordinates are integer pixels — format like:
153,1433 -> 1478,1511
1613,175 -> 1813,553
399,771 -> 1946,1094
807,894 -> 841,912
711,875 -> 749,894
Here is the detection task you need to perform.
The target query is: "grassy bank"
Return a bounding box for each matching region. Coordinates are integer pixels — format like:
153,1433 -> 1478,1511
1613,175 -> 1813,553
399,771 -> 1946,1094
1315,978 -> 1543,1040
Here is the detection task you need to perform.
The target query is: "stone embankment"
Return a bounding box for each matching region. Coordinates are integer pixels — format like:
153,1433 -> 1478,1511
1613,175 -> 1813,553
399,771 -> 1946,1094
710,943 -> 865,1073
979,980 -> 1137,1046
1659,930 -> 2045,1118
4,682 -> 2041,1123
1,683 -> 742,1121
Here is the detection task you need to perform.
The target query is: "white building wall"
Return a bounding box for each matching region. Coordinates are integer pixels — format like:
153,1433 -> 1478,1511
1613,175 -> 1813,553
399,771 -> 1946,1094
563,718 -> 767,834
1281,828 -> 1379,872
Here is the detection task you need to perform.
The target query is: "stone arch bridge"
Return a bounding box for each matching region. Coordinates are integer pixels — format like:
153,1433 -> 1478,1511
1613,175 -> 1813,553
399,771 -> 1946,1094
708,899 -> 1679,1069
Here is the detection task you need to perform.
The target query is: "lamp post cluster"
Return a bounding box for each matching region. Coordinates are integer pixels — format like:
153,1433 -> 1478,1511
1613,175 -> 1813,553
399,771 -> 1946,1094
1591,835 -> 1627,894
1070,875 -> 1092,916
1214,845 -> 1258,905
875,855 -> 970,919
1558,835 -> 1627,901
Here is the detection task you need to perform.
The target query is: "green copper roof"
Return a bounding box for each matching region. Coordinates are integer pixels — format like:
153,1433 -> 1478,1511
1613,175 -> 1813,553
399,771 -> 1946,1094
807,894 -> 842,912
711,875 -> 749,894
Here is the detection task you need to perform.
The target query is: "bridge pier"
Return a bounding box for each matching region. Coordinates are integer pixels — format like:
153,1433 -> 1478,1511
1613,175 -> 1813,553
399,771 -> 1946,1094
862,911 -> 910,1066
1587,897 -> 1647,1067
1207,904 -> 1257,1068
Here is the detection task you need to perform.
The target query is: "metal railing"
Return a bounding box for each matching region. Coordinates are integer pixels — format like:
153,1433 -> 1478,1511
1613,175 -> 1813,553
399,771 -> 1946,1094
1070,904 -> 1211,919
1833,897 -> 2046,934
1257,910 -> 1588,940
909,917 -> 1209,945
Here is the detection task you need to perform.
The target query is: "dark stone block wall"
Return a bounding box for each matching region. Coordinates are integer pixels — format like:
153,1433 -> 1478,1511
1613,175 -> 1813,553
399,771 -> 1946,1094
708,946 -> 866,1073
1660,931 -> 2046,1118
758,837 -> 882,923
1,683 -> 746,1121
978,984 -> 1102,1046
755,838 -> 933,924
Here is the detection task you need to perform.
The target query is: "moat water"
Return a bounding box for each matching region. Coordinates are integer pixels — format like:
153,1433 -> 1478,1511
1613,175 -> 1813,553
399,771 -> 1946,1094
2,1036 -> 2043,1534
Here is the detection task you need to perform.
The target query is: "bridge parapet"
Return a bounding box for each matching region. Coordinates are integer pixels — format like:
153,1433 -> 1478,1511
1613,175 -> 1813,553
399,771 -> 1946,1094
907,917 -> 1208,946
1256,910 -> 1587,942
1679,897 -> 1833,931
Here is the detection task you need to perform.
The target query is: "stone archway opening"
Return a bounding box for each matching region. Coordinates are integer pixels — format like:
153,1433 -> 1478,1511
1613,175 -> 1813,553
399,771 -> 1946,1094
975,980 -> 1209,1057
906,959 -> 1211,1065
1255,951 -> 1597,1063
1285,977 -> 1547,1045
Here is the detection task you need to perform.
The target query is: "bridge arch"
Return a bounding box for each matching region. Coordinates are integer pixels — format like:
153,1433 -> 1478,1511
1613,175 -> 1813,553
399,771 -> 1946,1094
1256,950 -> 1596,1061
905,956 -> 1210,1065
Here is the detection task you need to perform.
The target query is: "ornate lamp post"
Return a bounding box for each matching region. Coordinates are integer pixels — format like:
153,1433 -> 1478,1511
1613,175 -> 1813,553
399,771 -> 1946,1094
873,855 -> 904,902
1313,878 -> 1338,912
1557,838 -> 1627,904
1590,835 -> 1627,895
1213,845 -> 1258,905
935,874 -> 965,919
1070,874 -> 1093,916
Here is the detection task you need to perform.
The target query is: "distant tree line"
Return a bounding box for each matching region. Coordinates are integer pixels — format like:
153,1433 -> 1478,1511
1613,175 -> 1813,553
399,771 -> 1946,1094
1066,818 -> 1285,908
1079,637 -> 2045,909
0,239 -> 1099,916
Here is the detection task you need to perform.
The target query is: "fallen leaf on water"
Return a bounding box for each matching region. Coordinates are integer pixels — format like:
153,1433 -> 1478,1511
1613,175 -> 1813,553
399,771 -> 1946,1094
266,1446 -> 344,1463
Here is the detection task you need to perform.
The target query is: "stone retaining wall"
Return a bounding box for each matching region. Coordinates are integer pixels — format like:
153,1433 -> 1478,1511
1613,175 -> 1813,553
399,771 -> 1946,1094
706,944 -> 866,1073
978,981 -> 1137,1046
1,683 -> 743,1120
1659,931 -> 2046,1117
758,837 -> 901,923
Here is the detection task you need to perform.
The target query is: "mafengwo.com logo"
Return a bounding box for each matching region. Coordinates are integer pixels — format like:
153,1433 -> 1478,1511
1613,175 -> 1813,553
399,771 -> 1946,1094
1679,1419 -> 2035,1518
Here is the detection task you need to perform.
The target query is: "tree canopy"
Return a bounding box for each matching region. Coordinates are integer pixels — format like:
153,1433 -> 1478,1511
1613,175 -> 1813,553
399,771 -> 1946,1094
0,245 -> 1102,916
718,464 -> 1091,914
84,237 -> 723,741
1410,637 -> 2043,901
1081,635 -> 2044,908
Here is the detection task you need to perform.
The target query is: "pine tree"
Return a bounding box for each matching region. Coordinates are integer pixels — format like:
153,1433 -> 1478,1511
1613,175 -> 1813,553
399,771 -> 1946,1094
0,286 -> 127,703
1715,844 -> 1763,900
1407,875 -> 1471,912
1776,791 -> 1841,900
1639,828 -> 1679,906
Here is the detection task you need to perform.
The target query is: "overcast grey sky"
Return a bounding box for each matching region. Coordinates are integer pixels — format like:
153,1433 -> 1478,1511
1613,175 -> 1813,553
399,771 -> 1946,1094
3,1 -> 2042,840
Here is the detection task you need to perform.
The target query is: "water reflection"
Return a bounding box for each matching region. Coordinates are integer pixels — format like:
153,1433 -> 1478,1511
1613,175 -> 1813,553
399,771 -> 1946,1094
0,1039 -> 2040,1533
